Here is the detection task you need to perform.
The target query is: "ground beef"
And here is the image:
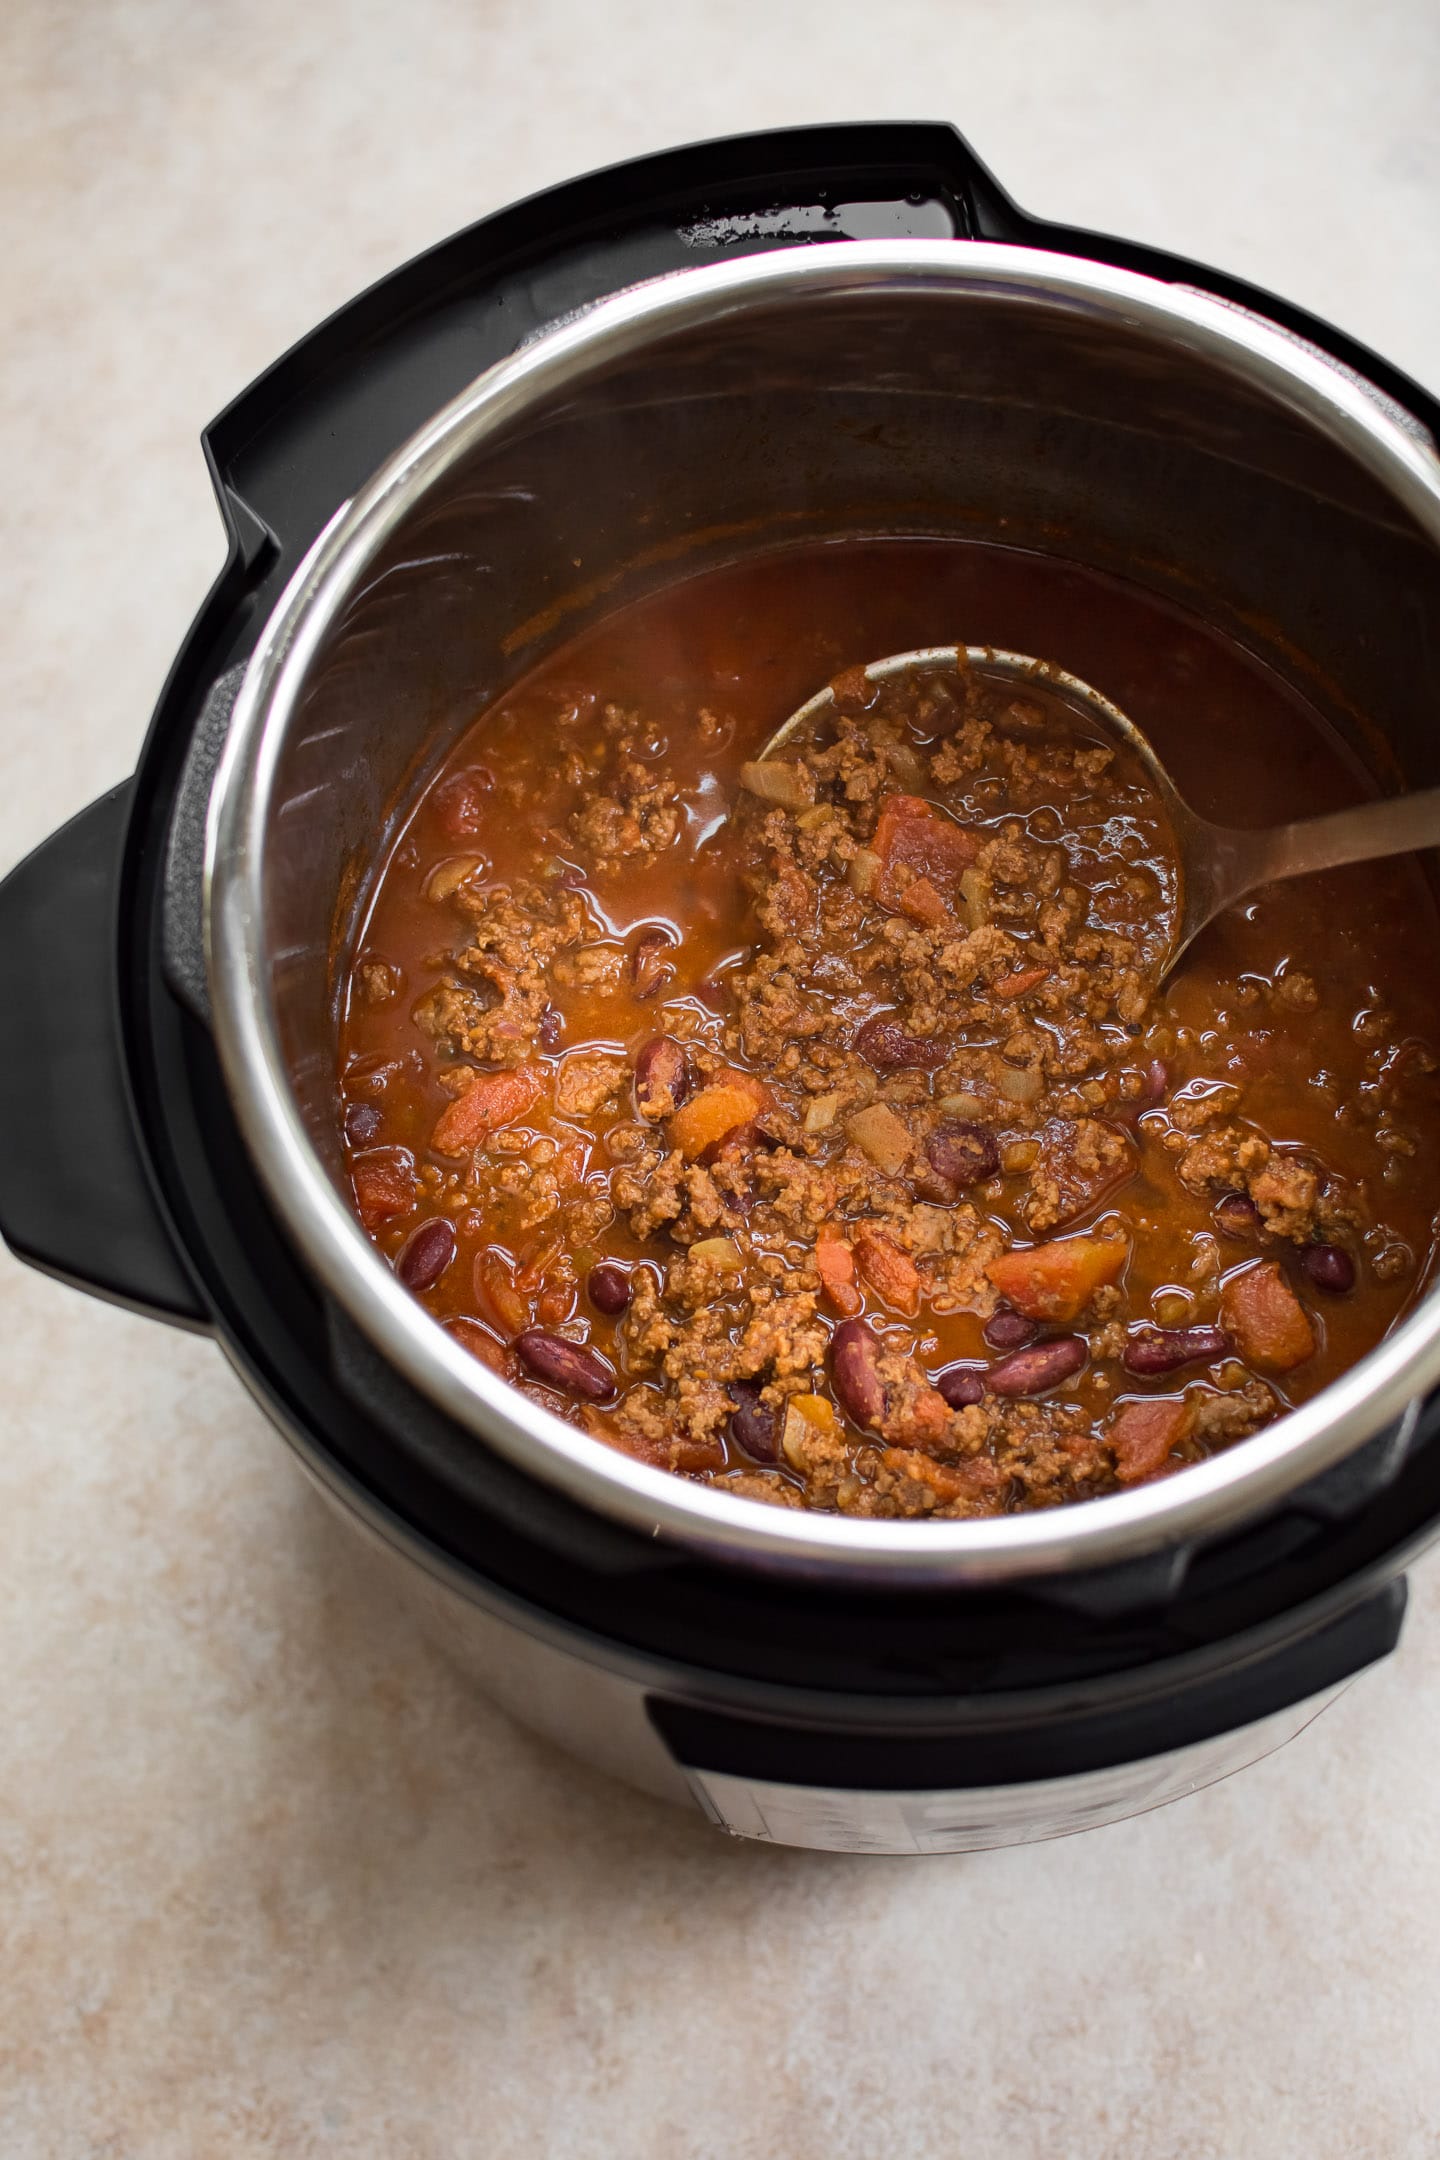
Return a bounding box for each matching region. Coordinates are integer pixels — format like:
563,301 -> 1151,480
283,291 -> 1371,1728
1021,1118 -> 1136,1233
339,554 -> 1439,1522
571,752 -> 683,865
411,882 -> 593,1066
1176,1122 -> 1331,1244
553,1053 -> 630,1118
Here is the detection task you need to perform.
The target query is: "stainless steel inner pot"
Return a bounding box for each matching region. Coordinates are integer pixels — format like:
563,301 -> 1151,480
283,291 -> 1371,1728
205,240 -> 1440,1585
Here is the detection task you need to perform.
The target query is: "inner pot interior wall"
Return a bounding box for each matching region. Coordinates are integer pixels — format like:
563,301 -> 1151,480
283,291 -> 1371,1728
262,284 -> 1440,1177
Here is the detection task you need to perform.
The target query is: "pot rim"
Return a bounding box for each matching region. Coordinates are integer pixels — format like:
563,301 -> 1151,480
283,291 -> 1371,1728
205,238 -> 1440,1585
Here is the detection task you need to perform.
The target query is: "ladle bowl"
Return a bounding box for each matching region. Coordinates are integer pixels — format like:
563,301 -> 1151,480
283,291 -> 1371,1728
759,645 -> 1440,980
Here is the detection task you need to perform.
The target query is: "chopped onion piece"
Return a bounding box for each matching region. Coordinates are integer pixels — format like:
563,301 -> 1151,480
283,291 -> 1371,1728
998,1064 -> 1043,1104
848,846 -> 881,898
739,759 -> 815,809
425,855 -> 486,901
884,741 -> 927,789
938,1090 -> 987,1119
845,1102 -> 913,1174
781,1393 -> 840,1469
804,1091 -> 843,1133
960,867 -> 990,929
688,1236 -> 744,1272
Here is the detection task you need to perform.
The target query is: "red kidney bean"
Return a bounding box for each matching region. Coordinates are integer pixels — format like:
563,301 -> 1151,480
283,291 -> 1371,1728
397,1216 -> 457,1293
927,1121 -> 1000,1188
937,1364 -> 985,1409
983,1306 -> 1038,1350
830,1317 -> 886,1429
634,1036 -> 692,1117
727,1381 -> 779,1462
987,1335 -> 1087,1397
1215,1192 -> 1260,1239
853,1013 -> 949,1072
344,1100 -> 382,1147
515,1330 -> 617,1401
587,1261 -> 632,1315
537,1004 -> 564,1050
1301,1242 -> 1356,1293
629,926 -> 676,1000
1122,1324 -> 1230,1377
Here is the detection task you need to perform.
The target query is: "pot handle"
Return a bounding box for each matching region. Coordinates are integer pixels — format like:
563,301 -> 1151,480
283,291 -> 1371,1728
648,1578 -> 1406,1851
0,786 -> 207,1327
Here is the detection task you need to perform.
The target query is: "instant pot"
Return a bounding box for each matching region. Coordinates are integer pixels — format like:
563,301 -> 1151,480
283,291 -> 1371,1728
6,124 -> 1440,1852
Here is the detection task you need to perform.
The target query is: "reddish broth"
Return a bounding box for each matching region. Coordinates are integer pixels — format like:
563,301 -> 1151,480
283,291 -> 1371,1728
336,540 -> 1440,1518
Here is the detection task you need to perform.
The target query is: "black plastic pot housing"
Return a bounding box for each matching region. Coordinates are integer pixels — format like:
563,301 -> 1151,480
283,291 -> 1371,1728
5,125 -> 1440,1841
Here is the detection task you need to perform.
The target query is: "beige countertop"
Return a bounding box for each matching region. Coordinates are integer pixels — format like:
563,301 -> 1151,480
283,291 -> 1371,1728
4,3 -> 1440,2153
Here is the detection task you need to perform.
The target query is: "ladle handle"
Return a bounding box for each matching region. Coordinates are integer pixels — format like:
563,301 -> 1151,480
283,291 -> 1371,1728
1233,787 -> 1440,889
1178,788 -> 1440,967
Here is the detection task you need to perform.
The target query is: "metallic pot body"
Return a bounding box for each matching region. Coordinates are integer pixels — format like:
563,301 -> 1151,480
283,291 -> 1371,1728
263,1357 -> 1363,1853
207,240 -> 1440,1586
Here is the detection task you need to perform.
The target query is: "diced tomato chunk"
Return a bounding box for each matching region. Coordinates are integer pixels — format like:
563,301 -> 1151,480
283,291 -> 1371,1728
473,1249 -> 532,1337
351,1147 -> 416,1228
668,1070 -> 770,1161
895,875 -> 950,928
853,1228 -> 921,1315
882,1382 -> 952,1451
815,1226 -> 861,1316
1221,1261 -> 1316,1372
514,1236 -> 563,1293
445,1314 -> 518,1379
431,1065 -> 538,1154
602,1420 -> 725,1474
986,1234 -> 1126,1323
1109,1396 -> 1194,1484
433,765 -> 495,840
598,1419 -> 667,1467
881,1447 -> 1006,1511
670,1434 -> 728,1473
991,966 -> 1051,1001
871,794 -> 978,923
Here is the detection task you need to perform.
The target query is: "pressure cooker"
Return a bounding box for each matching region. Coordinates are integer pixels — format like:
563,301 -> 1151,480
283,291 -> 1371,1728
5,123 -> 1440,1852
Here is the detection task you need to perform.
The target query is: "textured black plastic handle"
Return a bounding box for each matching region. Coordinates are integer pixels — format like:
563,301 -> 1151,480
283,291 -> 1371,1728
199,124 -> 983,589
0,788 -> 207,1328
181,119 -> 1440,706
648,1578 -> 1406,1793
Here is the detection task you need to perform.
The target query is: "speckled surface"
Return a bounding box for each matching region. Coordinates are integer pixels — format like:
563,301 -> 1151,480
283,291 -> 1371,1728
4,3 -> 1440,2153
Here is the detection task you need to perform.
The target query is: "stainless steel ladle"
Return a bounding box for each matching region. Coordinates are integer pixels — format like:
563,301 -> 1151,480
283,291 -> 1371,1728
758,645 -> 1440,980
